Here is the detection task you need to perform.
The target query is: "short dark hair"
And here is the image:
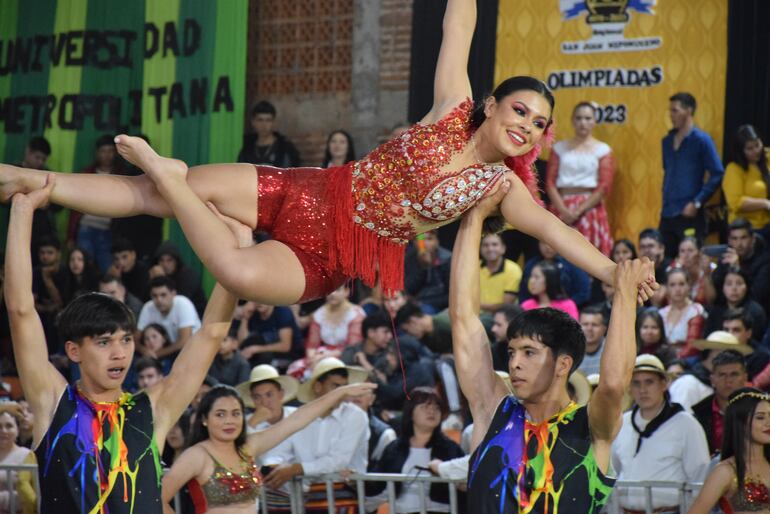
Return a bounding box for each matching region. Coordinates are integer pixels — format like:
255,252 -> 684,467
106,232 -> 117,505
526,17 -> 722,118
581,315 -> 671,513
579,304 -> 608,326
149,276 -> 176,292
111,237 -> 135,254
362,312 -> 391,339
712,350 -> 746,372
37,234 -> 61,251
507,308 -> 586,373
99,273 -> 123,286
495,304 -> 523,323
135,357 -> 163,375
57,293 -> 136,343
317,368 -> 348,384
722,308 -> 753,332
639,227 -> 664,244
27,136 -> 51,156
670,92 -> 696,114
395,302 -> 425,327
728,218 -> 753,236
250,100 -> 276,118
95,134 -> 115,149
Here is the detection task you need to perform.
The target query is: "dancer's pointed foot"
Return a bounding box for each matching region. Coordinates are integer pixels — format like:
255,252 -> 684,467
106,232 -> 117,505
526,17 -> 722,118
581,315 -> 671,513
114,135 -> 188,185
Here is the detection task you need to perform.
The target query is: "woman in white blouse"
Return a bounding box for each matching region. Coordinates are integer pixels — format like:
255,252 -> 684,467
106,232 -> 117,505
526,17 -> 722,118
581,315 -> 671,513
546,102 -> 616,255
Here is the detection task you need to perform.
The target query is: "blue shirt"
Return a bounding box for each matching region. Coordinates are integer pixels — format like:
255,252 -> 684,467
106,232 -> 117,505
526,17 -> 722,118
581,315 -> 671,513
661,127 -> 724,218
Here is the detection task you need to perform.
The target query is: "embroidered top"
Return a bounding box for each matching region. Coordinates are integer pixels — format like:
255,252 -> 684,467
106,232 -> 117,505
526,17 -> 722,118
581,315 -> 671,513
35,385 -> 162,514
468,397 -> 615,514
188,448 -> 262,512
547,140 -> 613,191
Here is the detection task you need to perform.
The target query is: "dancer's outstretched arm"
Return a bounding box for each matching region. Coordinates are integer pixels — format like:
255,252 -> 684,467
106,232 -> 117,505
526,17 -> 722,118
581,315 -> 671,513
450,180 -> 512,453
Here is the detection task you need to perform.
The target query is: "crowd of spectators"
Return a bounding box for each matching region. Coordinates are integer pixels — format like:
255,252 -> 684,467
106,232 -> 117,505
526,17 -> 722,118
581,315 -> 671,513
0,92 -> 768,513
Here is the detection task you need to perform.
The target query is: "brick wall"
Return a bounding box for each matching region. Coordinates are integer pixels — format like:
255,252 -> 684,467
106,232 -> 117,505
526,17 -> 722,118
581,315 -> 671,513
380,0 -> 413,92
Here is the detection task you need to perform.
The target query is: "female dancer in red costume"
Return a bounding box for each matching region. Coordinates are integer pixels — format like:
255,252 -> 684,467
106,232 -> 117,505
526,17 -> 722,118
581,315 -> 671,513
0,0 -> 653,306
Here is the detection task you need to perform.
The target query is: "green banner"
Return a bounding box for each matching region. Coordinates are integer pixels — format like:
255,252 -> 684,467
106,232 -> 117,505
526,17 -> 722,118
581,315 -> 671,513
0,0 -> 248,294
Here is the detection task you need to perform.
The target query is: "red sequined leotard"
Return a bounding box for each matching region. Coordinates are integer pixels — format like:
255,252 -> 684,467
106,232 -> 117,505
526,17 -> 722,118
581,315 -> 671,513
255,98 -> 542,302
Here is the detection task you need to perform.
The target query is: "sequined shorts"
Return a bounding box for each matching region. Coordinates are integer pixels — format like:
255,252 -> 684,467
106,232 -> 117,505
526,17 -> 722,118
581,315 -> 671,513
255,165 -> 347,302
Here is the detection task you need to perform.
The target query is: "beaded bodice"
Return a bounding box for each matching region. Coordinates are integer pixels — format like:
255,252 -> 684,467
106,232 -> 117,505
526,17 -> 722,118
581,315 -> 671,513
200,450 -> 262,507
729,475 -> 770,512
350,98 -> 507,244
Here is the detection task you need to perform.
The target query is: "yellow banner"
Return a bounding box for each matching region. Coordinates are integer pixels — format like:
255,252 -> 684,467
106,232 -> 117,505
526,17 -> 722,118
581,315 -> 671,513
495,0 -> 727,242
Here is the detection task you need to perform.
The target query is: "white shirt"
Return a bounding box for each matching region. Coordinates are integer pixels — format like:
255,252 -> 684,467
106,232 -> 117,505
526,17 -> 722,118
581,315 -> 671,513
137,294 -> 201,342
268,401 -> 370,476
247,406 -> 297,466
553,140 -> 611,189
611,407 -> 710,510
669,374 -> 713,412
396,448 -> 450,513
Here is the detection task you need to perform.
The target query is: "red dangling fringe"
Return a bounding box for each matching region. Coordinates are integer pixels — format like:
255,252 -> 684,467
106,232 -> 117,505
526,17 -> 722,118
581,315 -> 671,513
327,164 -> 406,297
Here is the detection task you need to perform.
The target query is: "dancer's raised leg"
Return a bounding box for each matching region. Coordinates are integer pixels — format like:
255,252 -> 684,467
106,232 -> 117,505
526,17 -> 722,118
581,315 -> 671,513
114,135 -> 305,304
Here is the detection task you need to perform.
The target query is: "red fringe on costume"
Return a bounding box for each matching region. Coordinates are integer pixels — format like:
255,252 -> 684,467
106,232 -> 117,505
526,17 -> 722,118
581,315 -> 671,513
326,164 -> 405,296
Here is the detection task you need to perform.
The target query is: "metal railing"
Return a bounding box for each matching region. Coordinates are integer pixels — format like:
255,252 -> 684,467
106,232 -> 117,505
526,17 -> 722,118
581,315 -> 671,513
0,463 -> 41,514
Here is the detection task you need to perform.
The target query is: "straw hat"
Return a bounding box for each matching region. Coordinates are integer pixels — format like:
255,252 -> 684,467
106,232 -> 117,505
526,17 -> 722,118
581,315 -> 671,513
586,373 -> 600,388
297,357 -> 369,403
568,371 -> 592,406
693,330 -> 754,356
236,365 -> 300,408
633,354 -> 667,378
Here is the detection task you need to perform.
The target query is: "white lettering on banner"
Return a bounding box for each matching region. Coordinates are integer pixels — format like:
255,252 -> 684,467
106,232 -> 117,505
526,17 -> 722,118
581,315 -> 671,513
547,66 -> 663,90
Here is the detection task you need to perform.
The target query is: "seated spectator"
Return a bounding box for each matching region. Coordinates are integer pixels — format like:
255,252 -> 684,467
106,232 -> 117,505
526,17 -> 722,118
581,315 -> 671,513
137,276 -> 201,358
110,237 -> 150,301
588,239 -> 637,304
15,402 -> 33,449
55,247 -> 100,306
666,359 -> 687,381
519,241 -> 591,307
135,357 -> 164,391
721,309 -> 770,378
520,262 -> 579,320
403,231 -> 452,313
19,136 -> 57,263
321,130 -> 355,168
721,124 -> 770,229
611,355 -> 710,512
237,100 -> 300,167
638,227 -> 672,285
367,387 -> 464,514
706,266 -> 767,337
150,241 -> 206,315
305,285 -> 365,360
659,268 -> 705,357
236,365 -> 299,436
635,307 -> 677,365
348,374 -> 397,470
396,303 -> 453,355
689,349 -> 751,454
479,233 -> 522,313
236,302 -> 303,368
340,312 -> 394,370
490,304 -> 524,372
136,323 -> 174,372
32,235 -> 62,351
162,411 -> 191,466
577,305 -> 607,376
208,334 -> 251,387
666,236 -> 717,305
0,406 -> 36,514
712,218 -> 770,308
98,274 -> 144,317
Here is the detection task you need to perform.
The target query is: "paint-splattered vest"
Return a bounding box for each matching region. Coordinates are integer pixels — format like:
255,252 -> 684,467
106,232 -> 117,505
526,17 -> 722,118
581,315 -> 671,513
35,385 -> 162,514
468,396 -> 615,514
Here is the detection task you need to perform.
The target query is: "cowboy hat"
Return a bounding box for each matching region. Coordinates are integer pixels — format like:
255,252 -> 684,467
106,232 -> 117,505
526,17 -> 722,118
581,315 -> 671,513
633,354 -> 667,378
568,371 -> 592,406
297,357 -> 369,403
236,365 -> 300,408
693,330 -> 753,356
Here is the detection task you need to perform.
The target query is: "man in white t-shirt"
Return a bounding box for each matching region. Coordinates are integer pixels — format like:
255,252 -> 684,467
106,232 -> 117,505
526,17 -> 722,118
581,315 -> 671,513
138,276 -> 201,358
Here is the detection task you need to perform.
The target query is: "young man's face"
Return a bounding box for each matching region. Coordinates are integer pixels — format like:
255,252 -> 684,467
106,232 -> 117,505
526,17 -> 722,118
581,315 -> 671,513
579,313 -> 607,347
630,371 -> 668,412
38,245 -> 59,267
668,100 -> 691,129
638,237 -> 664,264
481,234 -> 505,263
507,336 -> 568,402
219,336 -> 239,356
313,373 -> 348,398
402,316 -> 427,339
157,254 -> 178,275
23,148 -> 48,170
99,280 -> 127,303
728,228 -> 755,260
711,363 -> 748,402
491,312 -> 510,344
113,250 -> 136,273
137,366 -> 163,390
722,319 -> 752,345
366,326 -> 392,350
150,286 -> 175,314
251,113 -> 275,139
250,381 -> 285,422
66,329 -> 135,392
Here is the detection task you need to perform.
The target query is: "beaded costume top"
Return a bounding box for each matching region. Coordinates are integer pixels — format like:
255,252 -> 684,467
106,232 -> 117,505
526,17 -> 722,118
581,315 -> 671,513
349,98 -> 508,245
722,474 -> 770,513
199,448 -> 262,507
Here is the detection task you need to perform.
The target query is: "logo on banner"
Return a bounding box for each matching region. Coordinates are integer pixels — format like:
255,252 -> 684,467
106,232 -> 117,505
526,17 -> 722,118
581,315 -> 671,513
559,0 -> 661,54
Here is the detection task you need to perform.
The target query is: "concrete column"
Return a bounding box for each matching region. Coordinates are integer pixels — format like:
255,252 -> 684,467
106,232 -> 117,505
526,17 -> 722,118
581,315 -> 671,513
351,0 -> 381,154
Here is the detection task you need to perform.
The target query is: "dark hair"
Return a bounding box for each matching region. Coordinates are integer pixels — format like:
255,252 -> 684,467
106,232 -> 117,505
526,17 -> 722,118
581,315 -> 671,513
141,323 -> 172,347
572,101 -> 596,117
60,246 -> 101,304
665,266 -> 690,285
470,76 -> 555,129
362,312 -> 392,339
99,273 -> 124,287
37,234 -> 60,251
580,304 -> 608,326
400,387 -> 448,443
321,130 -> 356,168
717,266 -> 751,307
187,385 -> 247,451
95,134 -> 115,149
149,276 -> 176,292
135,356 -> 163,375
635,307 -> 667,350
532,261 -> 567,301
57,293 -> 136,343
712,350 -> 746,373
507,309 -> 586,373
250,100 -> 276,118
111,237 -> 135,254
728,217 -> 754,236
722,308 -> 753,332
638,227 -> 664,245
611,239 -> 638,261
27,136 -> 51,156
732,125 -> 769,193
669,92 -> 696,114
495,303 -> 523,323
395,302 -> 425,328
720,387 -> 770,500
317,368 -> 349,385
